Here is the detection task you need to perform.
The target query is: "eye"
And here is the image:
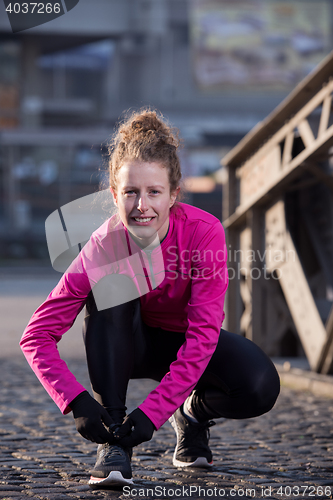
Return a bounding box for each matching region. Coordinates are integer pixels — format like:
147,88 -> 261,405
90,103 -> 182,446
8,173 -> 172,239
124,190 -> 136,195
150,190 -> 160,195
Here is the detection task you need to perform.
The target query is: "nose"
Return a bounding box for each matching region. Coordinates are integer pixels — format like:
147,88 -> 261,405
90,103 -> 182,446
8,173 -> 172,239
137,193 -> 149,213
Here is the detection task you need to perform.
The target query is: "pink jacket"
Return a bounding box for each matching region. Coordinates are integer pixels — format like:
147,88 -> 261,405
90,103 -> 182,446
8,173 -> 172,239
20,202 -> 228,430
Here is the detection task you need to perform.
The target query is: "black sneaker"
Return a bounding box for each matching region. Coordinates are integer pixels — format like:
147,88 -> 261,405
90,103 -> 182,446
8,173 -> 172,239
88,443 -> 133,488
169,405 -> 215,467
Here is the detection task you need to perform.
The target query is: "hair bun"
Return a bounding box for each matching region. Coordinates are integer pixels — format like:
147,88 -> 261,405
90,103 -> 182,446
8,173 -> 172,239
132,114 -> 162,132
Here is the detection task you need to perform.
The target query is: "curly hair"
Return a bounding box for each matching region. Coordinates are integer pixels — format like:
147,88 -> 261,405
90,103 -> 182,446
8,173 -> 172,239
108,108 -> 182,197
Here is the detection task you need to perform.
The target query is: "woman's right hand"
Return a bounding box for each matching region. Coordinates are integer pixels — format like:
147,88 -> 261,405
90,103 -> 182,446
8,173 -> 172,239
69,391 -> 115,443
115,408 -> 155,447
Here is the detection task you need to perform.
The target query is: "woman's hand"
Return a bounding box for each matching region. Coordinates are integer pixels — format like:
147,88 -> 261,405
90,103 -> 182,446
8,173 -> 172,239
70,391 -> 115,444
115,408 -> 155,447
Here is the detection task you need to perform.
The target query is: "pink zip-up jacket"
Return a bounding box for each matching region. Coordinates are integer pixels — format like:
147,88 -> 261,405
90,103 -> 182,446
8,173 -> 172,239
20,202 -> 228,430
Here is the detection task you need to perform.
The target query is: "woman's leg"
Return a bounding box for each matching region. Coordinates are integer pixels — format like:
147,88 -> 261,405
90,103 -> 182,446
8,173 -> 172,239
83,286 -> 185,424
192,329 -> 280,422
84,279 -> 279,425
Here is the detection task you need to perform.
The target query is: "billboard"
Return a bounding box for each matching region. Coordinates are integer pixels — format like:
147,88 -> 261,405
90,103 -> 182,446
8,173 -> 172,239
190,0 -> 331,90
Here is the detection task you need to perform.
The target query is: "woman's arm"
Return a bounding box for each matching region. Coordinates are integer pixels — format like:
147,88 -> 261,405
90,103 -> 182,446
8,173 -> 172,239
20,258 -> 92,414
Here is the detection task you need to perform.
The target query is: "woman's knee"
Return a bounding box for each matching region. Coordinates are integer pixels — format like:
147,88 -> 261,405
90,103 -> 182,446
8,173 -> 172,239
250,363 -> 280,416
206,359 -> 280,420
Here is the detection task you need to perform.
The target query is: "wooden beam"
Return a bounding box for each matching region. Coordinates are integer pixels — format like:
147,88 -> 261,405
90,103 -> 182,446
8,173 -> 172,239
237,79 -> 333,181
282,131 -> 294,167
250,207 -> 265,349
239,145 -> 281,206
265,201 -> 327,371
224,79 -> 333,228
297,119 -> 315,148
223,123 -> 333,229
225,227 -> 242,334
318,92 -> 332,139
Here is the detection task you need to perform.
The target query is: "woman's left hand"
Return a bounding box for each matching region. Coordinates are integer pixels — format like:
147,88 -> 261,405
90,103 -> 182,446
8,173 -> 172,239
115,408 -> 155,447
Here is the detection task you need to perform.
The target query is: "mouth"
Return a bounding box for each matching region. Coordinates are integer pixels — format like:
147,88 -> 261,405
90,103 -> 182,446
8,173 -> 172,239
131,216 -> 156,224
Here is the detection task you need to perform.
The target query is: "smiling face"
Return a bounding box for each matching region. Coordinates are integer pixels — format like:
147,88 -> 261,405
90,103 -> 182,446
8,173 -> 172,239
111,160 -> 180,247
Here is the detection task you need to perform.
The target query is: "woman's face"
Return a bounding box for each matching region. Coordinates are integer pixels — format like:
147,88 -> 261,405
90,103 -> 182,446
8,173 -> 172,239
111,160 -> 179,246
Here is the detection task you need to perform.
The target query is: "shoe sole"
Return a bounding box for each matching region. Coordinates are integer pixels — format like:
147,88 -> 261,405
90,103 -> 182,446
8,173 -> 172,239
169,414 -> 213,468
89,471 -> 133,489
173,456 -> 213,467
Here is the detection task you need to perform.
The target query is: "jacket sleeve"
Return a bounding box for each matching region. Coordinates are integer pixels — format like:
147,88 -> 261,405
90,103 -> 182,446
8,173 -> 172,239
138,221 -> 228,429
20,255 -> 92,414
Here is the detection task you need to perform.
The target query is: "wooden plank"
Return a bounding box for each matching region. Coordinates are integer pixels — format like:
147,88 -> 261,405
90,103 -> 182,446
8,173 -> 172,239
297,119 -> 315,148
240,279 -> 252,334
240,226 -> 252,276
239,226 -> 252,337
222,172 -> 230,222
279,238 -> 327,371
239,145 -> 281,205
319,92 -> 333,138
282,131 -> 294,167
289,123 -> 333,169
225,227 -> 242,335
223,123 -> 333,229
237,80 -> 333,177
250,207 -> 265,348
235,79 -> 333,177
227,166 -> 238,220
265,201 -> 288,273
318,93 -> 332,138
265,201 -> 327,371
225,81 -> 333,228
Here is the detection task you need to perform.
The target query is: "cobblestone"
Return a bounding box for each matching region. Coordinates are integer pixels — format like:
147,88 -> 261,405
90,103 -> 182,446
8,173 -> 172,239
0,357 -> 332,500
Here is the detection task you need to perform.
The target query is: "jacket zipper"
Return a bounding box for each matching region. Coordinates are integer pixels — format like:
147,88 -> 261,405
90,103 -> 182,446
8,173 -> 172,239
144,249 -> 156,289
124,229 -> 156,291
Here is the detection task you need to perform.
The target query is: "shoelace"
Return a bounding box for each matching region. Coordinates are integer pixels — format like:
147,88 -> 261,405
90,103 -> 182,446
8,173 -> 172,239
108,423 -> 121,438
108,447 -> 125,457
101,445 -> 126,459
185,420 -> 216,441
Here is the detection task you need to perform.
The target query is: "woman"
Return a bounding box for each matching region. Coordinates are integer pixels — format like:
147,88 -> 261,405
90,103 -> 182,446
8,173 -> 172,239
20,109 -> 280,489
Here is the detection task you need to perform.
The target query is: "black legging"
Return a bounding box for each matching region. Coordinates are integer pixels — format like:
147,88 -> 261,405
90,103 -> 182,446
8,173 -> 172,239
83,292 -> 280,425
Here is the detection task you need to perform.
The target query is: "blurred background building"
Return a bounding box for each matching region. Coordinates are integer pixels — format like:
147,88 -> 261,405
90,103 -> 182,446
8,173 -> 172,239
1,0 -> 333,366
1,0 -> 332,259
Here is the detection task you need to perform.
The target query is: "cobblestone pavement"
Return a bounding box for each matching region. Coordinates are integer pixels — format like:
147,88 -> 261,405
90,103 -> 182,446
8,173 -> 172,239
0,357 -> 332,500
